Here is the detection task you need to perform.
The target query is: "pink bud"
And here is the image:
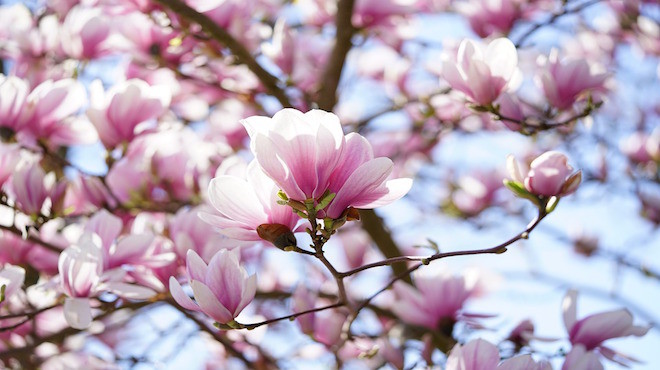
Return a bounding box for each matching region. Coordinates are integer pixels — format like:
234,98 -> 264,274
507,151 -> 582,197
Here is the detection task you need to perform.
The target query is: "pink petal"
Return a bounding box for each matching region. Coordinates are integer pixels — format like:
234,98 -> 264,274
169,276 -> 200,312
190,280 -> 234,324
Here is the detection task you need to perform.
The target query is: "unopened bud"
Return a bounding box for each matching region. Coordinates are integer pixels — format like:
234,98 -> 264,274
257,224 -> 298,250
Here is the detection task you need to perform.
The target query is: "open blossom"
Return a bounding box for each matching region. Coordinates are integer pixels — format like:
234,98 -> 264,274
507,151 -> 581,197
169,249 -> 256,324
201,159 -> 302,243
390,268 -> 483,331
10,162 -> 67,216
59,232 -> 157,329
85,209 -> 175,271
447,339 -> 551,370
241,109 -> 412,219
442,38 -> 519,106
537,50 -> 608,110
562,290 -> 649,367
87,79 -> 171,148
60,6 -> 112,59
455,0 -> 521,38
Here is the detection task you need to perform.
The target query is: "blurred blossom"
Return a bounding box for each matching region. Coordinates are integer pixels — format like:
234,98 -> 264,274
60,6 -> 112,59
442,38 -> 520,106
169,206 -> 226,262
169,249 -> 256,324
0,264 -> 25,306
391,268 -> 485,332
451,170 -> 502,216
562,289 -> 649,367
10,162 -> 67,216
536,50 -> 608,111
87,79 -> 171,148
106,126 -> 220,204
446,338 -> 551,370
455,0 -> 521,38
59,232 -> 156,329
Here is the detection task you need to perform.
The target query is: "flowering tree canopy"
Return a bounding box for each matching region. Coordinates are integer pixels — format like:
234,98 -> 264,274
0,0 -> 658,369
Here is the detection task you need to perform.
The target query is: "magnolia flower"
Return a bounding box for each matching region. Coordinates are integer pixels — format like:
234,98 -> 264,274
456,0 -> 521,38
85,209 -> 175,271
169,249 -> 256,324
241,109 -> 412,219
60,6 -> 111,59
451,170 -> 502,216
390,268 -> 483,331
0,142 -> 21,187
562,289 -> 649,367
201,159 -> 302,243
537,49 -> 607,110
507,151 -> 581,197
87,79 -> 171,148
0,264 -> 25,305
442,38 -> 519,106
17,78 -> 97,146
59,233 -> 156,329
447,339 -> 551,370
11,162 -> 67,216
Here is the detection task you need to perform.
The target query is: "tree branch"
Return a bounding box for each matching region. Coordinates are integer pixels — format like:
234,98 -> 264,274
316,0 -> 357,111
153,0 -> 293,108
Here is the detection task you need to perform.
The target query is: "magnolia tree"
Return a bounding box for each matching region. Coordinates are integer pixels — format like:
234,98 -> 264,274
0,0 -> 658,368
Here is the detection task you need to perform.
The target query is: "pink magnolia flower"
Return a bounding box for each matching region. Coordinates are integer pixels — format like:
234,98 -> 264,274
507,151 -> 582,197
537,50 -> 608,110
169,206 -> 227,262
17,78 -> 97,146
390,268 -> 484,331
0,264 -> 25,306
87,79 -> 171,148
562,289 -> 649,366
261,23 -> 332,92
10,162 -> 67,216
60,6 -> 112,59
0,142 -> 21,187
105,126 -> 217,204
241,109 -> 412,219
201,159 -> 302,242
452,170 -> 502,216
59,232 -> 156,329
0,75 -> 28,130
446,339 -> 551,370
442,38 -> 519,106
456,0 -> 521,38
169,249 -> 257,324
85,209 -> 176,271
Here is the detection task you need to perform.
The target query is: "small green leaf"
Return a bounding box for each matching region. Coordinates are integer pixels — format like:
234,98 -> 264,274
545,196 -> 560,214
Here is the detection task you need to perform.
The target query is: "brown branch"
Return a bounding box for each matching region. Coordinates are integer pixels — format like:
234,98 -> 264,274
316,0 -> 357,111
168,301 -> 276,370
0,224 -> 63,254
153,0 -> 293,108
358,209 -> 412,283
238,302 -> 343,330
514,0 -> 603,48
